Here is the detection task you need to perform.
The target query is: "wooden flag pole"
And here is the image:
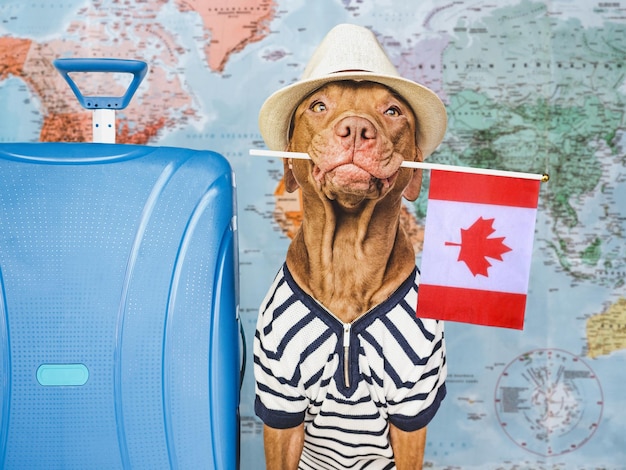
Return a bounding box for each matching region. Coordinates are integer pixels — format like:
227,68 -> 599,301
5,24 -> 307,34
249,149 -> 549,183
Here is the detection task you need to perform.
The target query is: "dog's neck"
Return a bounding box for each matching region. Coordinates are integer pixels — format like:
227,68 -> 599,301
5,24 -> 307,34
286,189 -> 415,324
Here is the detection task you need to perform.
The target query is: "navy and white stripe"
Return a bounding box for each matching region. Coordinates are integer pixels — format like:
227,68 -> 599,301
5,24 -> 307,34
254,264 -> 447,469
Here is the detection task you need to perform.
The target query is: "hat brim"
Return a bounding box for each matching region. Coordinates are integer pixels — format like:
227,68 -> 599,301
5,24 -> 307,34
258,71 -> 447,158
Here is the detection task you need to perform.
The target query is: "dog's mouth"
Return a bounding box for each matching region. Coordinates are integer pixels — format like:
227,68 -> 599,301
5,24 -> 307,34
313,163 -> 399,200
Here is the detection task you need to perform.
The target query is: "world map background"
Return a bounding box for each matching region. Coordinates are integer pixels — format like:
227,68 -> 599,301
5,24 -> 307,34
1,0 -> 625,469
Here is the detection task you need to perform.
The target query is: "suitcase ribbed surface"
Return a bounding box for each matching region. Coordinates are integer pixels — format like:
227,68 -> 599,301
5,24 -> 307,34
0,143 -> 239,469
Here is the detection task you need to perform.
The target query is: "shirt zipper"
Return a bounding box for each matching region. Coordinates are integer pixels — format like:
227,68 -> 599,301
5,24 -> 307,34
310,298 -> 364,390
343,323 -> 351,388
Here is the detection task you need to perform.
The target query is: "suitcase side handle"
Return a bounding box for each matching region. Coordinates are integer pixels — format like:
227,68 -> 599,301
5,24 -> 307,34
53,58 -> 148,110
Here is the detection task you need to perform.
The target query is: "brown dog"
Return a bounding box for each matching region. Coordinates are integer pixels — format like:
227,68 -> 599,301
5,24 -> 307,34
283,80 -> 423,323
254,24 -> 447,470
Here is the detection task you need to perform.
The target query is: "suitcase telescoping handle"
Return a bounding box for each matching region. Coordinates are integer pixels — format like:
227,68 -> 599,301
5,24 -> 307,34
53,58 -> 148,144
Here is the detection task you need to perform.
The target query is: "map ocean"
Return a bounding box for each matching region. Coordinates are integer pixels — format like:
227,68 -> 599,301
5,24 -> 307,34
1,0 -> 625,469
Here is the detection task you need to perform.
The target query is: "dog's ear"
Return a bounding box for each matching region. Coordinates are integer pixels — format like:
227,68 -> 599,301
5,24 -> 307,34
402,147 -> 423,201
283,159 -> 300,193
403,169 -> 423,201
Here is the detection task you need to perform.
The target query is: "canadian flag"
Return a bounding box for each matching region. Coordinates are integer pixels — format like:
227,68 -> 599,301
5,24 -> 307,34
417,170 -> 541,329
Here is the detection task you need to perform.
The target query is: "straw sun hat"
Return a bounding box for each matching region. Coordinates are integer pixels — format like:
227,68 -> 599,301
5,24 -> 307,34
258,23 -> 447,158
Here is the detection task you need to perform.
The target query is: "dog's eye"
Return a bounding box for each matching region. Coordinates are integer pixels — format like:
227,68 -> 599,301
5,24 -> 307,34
310,101 -> 327,113
384,106 -> 401,116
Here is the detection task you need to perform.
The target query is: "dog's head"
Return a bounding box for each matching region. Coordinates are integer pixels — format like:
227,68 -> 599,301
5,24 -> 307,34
284,80 -> 423,209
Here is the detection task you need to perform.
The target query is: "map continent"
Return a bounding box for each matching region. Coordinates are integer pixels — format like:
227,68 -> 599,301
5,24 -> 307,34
586,297 -> 626,359
0,0 -> 275,144
175,0 -> 276,73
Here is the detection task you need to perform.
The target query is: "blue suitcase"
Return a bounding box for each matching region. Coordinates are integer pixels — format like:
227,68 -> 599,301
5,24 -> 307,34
0,60 -> 240,469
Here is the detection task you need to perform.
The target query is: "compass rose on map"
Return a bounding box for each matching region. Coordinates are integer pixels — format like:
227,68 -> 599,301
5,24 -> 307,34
494,349 -> 603,457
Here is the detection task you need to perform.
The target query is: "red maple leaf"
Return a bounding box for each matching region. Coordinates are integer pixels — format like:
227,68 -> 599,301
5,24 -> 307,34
445,217 -> 512,277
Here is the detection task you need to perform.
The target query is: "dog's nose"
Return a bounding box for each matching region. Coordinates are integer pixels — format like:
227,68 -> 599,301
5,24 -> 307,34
335,116 -> 377,146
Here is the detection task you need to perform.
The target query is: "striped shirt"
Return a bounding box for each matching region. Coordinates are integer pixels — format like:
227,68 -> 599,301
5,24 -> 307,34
254,264 -> 447,469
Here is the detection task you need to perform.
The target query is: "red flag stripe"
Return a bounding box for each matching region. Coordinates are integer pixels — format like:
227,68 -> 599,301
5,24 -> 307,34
429,170 -> 540,208
417,284 -> 527,330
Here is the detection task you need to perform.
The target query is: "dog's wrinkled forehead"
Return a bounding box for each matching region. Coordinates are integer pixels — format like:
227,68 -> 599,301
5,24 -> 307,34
287,79 -> 417,141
